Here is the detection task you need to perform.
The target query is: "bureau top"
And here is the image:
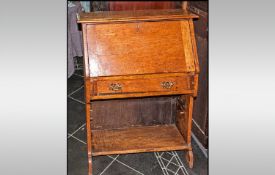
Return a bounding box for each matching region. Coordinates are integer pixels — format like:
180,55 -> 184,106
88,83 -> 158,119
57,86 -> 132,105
77,9 -> 198,24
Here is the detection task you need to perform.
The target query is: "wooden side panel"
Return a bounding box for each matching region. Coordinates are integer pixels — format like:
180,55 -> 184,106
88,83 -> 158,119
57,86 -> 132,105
86,21 -> 187,77
180,20 -> 196,72
188,19 -> 200,73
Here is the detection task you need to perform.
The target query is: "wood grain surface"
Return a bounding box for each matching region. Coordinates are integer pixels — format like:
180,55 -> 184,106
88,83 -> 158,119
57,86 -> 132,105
91,124 -> 189,156
78,8 -> 200,174
87,21 -> 189,77
78,9 -> 198,24
90,73 -> 194,99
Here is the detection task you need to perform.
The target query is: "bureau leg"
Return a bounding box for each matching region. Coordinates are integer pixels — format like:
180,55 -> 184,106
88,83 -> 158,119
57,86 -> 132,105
186,150 -> 194,168
185,95 -> 194,145
88,156 -> 92,175
86,103 -> 93,175
176,95 -> 195,168
83,22 -> 93,175
185,95 -> 194,168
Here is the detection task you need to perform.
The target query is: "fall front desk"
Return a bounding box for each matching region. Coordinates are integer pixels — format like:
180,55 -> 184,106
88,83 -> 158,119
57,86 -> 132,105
77,9 -> 199,175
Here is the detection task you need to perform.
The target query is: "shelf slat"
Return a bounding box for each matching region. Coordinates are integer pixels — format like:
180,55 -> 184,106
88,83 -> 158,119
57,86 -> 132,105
92,125 -> 188,156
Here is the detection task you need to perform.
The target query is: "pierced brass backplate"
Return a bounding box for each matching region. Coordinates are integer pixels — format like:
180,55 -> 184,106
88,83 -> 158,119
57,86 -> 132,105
161,81 -> 175,89
109,83 -> 122,91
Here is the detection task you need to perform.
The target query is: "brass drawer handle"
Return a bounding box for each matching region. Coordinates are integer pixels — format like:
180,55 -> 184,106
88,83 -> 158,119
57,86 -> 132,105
109,83 -> 122,91
161,81 -> 175,89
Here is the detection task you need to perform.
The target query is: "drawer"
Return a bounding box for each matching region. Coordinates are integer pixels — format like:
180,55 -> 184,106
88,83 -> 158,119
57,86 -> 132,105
91,74 -> 194,99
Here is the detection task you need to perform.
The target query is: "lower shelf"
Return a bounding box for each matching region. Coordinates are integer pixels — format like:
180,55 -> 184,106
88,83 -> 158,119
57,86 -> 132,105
91,124 -> 188,156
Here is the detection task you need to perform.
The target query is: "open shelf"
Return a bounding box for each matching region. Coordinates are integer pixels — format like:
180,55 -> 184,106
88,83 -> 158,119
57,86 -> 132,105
91,124 -> 188,156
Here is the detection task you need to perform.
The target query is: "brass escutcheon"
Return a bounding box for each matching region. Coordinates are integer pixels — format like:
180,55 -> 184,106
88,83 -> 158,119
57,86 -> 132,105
161,81 -> 175,89
109,83 -> 122,91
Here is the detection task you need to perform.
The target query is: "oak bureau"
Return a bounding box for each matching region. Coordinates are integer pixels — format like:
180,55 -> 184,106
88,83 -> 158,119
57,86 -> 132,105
77,9 -> 199,175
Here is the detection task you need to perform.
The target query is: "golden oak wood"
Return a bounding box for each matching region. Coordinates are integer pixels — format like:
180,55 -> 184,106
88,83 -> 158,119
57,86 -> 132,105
77,9 -> 198,24
188,19 -> 200,73
78,9 -> 199,175
176,95 -> 194,168
92,125 -> 190,156
86,21 -> 188,77
81,24 -> 93,175
91,74 -> 193,99
91,90 -> 195,100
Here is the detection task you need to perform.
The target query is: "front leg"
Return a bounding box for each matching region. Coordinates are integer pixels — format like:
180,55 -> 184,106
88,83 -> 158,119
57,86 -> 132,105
186,149 -> 194,168
86,103 -> 93,175
176,95 -> 194,168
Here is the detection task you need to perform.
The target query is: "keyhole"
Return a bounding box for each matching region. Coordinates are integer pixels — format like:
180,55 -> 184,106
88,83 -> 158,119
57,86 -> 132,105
136,23 -> 140,32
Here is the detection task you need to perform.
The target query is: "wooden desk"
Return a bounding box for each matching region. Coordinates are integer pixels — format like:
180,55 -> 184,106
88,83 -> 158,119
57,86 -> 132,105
78,9 -> 199,175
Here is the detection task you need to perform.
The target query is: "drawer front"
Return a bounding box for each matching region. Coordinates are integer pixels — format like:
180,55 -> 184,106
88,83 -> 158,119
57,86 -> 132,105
91,75 -> 194,99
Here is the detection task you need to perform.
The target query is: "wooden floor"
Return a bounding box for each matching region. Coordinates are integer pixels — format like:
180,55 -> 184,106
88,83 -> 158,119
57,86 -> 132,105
91,124 -> 188,156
